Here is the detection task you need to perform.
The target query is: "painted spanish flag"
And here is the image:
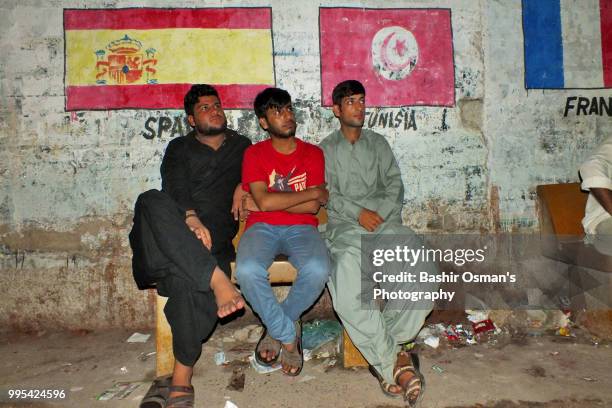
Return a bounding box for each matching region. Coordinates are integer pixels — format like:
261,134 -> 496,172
64,8 -> 275,110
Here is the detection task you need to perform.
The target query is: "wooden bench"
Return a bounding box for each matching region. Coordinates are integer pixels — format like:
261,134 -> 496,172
536,182 -> 612,339
536,182 -> 612,272
155,208 -> 366,376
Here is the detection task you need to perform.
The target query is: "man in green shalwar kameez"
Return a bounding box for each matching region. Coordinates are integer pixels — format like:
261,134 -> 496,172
320,80 -> 438,407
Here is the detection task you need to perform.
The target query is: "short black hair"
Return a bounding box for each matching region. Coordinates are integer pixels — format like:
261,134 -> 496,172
253,87 -> 292,118
332,80 -> 366,106
184,84 -> 220,116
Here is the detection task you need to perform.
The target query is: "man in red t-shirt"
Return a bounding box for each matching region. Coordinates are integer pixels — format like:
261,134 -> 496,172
235,88 -> 330,376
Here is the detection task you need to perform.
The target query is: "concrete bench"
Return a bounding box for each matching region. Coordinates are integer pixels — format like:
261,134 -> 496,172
155,208 -> 367,376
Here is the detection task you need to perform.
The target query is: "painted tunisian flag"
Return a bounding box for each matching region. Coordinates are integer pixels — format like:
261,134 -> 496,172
64,8 -> 275,110
319,8 -> 455,107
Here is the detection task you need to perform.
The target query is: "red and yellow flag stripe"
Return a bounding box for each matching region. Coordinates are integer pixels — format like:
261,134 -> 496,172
64,8 -> 275,110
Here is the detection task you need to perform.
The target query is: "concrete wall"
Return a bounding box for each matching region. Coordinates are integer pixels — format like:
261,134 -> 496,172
1,0 -> 610,331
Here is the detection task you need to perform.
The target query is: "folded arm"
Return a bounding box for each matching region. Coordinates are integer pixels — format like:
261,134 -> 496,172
249,181 -> 328,212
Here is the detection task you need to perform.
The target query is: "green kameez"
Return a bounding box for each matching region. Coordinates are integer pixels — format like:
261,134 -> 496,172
320,129 -> 438,383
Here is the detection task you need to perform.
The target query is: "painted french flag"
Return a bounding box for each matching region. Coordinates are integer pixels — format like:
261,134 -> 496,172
523,0 -> 612,89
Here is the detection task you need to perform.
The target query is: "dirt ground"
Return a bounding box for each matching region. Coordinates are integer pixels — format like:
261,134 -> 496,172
1,321 -> 611,408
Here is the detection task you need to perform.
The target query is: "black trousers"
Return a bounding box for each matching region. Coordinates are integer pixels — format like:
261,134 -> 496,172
129,189 -> 232,366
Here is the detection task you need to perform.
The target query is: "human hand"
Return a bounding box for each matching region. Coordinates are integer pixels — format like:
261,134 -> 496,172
309,184 -> 329,205
232,184 -> 248,221
239,193 -> 260,220
186,215 -> 212,250
358,208 -> 384,232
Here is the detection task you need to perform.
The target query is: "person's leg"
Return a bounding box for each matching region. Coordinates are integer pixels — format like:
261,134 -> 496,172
380,224 -> 438,344
132,189 -> 216,291
274,225 -> 329,374
378,224 -> 437,405
160,274 -> 217,404
161,267 -> 242,405
327,237 -> 398,385
235,224 -> 296,343
131,190 -> 244,404
133,190 -> 244,314
280,225 -> 330,322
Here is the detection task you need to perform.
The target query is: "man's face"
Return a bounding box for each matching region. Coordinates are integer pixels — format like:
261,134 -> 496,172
259,104 -> 297,138
333,93 -> 366,128
188,95 -> 227,136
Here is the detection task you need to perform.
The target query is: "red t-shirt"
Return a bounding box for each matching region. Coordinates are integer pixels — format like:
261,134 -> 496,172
242,138 -> 325,229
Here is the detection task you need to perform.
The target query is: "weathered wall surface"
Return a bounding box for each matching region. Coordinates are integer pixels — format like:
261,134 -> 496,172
0,0 -> 610,331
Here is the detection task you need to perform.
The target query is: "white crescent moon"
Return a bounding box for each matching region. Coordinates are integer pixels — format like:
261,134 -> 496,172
371,26 -> 419,81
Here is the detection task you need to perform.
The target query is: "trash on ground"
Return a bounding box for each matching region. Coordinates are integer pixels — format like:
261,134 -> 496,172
401,342 -> 416,352
248,352 -> 282,374
431,364 -> 445,374
70,386 -> 83,392
227,367 -> 245,391
97,382 -> 142,400
582,377 -> 598,382
138,351 -> 156,361
424,336 -> 439,349
302,320 -> 342,350
215,351 -> 228,366
126,332 -> 151,343
224,400 -> 239,408
465,334 -> 477,345
120,366 -> 128,374
325,358 -> 337,372
303,349 -> 313,361
445,326 -> 460,341
557,327 -> 572,337
465,310 -> 489,323
472,319 -> 496,334
313,337 -> 340,359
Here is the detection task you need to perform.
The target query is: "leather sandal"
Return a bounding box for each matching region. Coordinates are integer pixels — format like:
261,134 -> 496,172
393,351 -> 425,408
166,385 -> 194,408
140,375 -> 171,408
255,328 -> 281,366
368,365 -> 402,399
280,321 -> 303,376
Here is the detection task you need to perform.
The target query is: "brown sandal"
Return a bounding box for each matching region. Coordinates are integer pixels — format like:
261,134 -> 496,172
140,375 -> 171,408
255,328 -> 281,366
393,351 -> 425,407
280,321 -> 303,376
368,365 -> 402,399
166,385 -> 194,408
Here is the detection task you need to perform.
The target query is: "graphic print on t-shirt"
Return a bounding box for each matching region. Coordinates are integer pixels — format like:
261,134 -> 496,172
268,166 -> 307,192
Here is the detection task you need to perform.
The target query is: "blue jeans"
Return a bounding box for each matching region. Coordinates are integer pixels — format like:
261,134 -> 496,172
235,223 -> 330,344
